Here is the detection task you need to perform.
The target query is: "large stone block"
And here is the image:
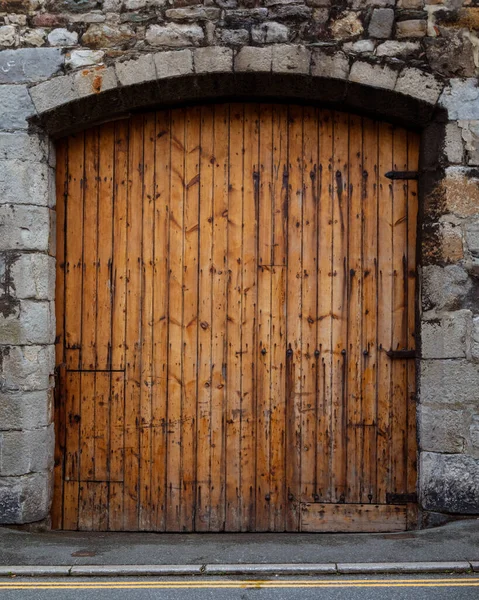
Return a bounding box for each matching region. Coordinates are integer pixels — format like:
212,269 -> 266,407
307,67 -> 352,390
0,205 -> 51,252
0,85 -> 35,131
146,23 -> 204,48
0,344 -> 54,392
10,253 -> 55,300
421,264 -> 472,312
116,54 -> 156,86
0,388 -> 52,431
164,7 -> 220,21
420,452 -> 479,514
0,300 -> 55,345
153,49 -> 193,79
395,67 -> 443,104
0,470 -> 52,524
418,405 -> 469,453
396,19 -> 427,38
443,122 -> 465,164
440,79 -> 479,121
421,310 -> 471,359
0,48 -> 64,84
272,44 -> 310,74
0,424 -> 54,476
311,49 -> 349,80
0,160 -> 54,206
65,49 -> 105,70
349,60 -> 398,90
420,359 -> 479,408
73,66 -> 117,98
81,24 -> 134,49
0,133 -> 48,162
29,75 -> 76,114
235,46 -> 272,72
252,22 -> 289,44
194,47 -> 233,74
368,8 -> 394,39
47,28 -> 78,47
465,219 -> 479,258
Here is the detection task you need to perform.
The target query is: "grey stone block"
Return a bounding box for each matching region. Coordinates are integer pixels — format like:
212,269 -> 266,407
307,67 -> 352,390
47,28 -> 78,47
420,452 -> 479,514
349,60 -> 398,90
252,22 -> 289,44
272,44 -> 310,74
0,48 -> 64,84
146,23 -> 204,48
0,160 -> 53,206
0,388 -> 52,431
194,47 -> 233,74
165,7 -> 221,21
116,54 -> 156,86
10,253 -> 55,300
0,299 -> 55,345
375,41 -> 420,57
395,68 -> 443,104
421,264 -> 472,312
0,424 -> 54,476
29,75 -> 76,114
0,85 -> 35,131
218,29 -> 250,46
0,344 -> 54,393
420,359 -> 479,408
421,310 -> 471,359
440,79 -> 479,121
0,133 -> 48,162
444,122 -> 465,164
73,66 -> 117,98
469,415 -> 479,458
311,50 -> 349,80
154,49 -> 193,79
465,219 -> 479,258
0,205 -> 51,252
368,8 -> 394,39
0,470 -> 52,524
235,46 -> 272,72
472,316 -> 479,363
65,49 -> 105,70
418,405 -> 469,453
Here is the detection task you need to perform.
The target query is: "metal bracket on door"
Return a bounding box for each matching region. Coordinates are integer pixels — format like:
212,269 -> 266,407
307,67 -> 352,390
386,349 -> 416,360
385,171 -> 419,180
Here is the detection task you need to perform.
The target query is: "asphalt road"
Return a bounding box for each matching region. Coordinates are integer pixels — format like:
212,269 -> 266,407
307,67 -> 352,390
0,575 -> 478,599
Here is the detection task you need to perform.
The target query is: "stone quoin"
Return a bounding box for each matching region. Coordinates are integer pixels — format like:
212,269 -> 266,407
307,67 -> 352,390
0,0 -> 478,529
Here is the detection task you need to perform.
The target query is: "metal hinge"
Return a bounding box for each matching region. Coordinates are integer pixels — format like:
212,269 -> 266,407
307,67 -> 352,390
386,492 -> 418,505
386,349 -> 416,360
385,171 -> 418,180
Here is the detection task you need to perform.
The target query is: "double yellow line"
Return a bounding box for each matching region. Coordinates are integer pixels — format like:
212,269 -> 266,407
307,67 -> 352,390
0,578 -> 478,590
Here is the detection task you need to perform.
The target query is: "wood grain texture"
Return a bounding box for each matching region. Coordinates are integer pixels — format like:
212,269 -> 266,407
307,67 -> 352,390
54,105 -> 418,532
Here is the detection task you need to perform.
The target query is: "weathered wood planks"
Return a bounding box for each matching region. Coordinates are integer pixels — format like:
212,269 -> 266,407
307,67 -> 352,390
54,104 -> 418,532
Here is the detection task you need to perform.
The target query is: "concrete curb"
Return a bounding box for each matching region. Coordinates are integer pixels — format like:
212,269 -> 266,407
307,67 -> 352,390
0,562 -> 475,577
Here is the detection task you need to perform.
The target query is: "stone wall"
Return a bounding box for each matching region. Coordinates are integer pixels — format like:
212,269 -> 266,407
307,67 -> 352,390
0,0 -> 478,525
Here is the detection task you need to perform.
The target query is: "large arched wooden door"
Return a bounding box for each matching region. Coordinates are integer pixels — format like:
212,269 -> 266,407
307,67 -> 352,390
53,104 -> 419,532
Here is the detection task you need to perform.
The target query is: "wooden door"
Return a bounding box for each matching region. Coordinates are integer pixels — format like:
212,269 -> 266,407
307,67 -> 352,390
53,104 -> 419,532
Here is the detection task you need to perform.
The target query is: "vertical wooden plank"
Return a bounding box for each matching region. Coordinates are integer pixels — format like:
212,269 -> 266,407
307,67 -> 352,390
94,371 -> 111,482
300,106 -> 319,504
361,118 -> 379,504
391,127 -> 408,496
96,123 -> 114,370
256,105 -> 273,531
195,105 -> 214,532
111,121 -> 129,371
151,110 -> 171,532
269,103 -> 288,531
139,113 -> 156,531
63,371 -> 81,529
209,104 -> 229,531
64,133 -> 84,370
330,111 -> 349,504
181,106 -> 200,530
79,372 -> 95,483
78,481 -> 93,531
109,372 -> 125,531
286,105 -> 303,531
166,108 -> 186,531
240,103 -> 259,531
346,115 -> 363,503
316,110 -> 334,503
123,114 -> 144,530
270,265 -> 286,530
81,128 -> 99,371
53,138 -> 67,529
406,132 -> 419,499
377,122 -> 394,504
225,104 -> 244,531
